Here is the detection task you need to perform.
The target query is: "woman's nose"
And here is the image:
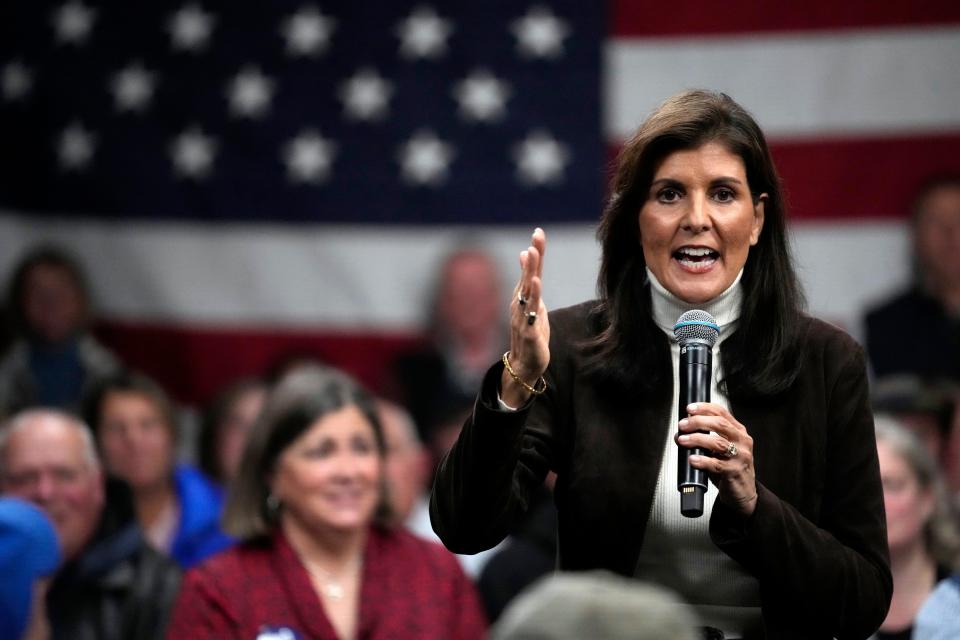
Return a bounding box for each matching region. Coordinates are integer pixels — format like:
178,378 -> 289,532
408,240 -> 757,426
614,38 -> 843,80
681,193 -> 711,232
331,451 -> 364,476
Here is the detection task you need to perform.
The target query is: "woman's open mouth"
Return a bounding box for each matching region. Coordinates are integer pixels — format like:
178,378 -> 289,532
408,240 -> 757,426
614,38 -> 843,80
673,246 -> 719,272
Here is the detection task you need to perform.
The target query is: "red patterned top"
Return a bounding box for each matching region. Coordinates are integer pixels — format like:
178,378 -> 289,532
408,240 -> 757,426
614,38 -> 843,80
166,526 -> 487,640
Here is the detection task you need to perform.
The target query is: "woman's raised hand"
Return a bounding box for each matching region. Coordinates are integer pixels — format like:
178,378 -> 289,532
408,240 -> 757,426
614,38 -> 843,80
501,228 -> 551,407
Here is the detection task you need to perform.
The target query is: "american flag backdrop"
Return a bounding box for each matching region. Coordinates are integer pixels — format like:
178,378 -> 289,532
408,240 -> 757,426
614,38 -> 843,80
1,1 -> 959,405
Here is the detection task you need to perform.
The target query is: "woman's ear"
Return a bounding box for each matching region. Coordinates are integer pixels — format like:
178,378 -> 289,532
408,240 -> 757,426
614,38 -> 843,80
750,193 -> 767,246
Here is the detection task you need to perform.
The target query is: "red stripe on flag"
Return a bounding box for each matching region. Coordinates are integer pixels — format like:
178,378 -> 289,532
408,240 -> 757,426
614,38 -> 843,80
95,321 -> 423,406
773,133 -> 960,221
608,132 -> 960,220
611,1 -> 960,37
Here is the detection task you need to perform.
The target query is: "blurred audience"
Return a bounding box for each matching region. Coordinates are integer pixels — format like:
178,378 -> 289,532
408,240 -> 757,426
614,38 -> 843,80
84,372 -> 232,568
866,176 -> 960,382
914,573 -> 960,639
389,248 -> 505,443
198,377 -> 267,487
0,245 -> 120,417
871,376 -> 960,499
0,409 -> 180,640
378,399 -> 431,527
167,365 -> 486,639
0,496 -> 60,640
872,415 -> 960,640
872,376 -> 955,462
378,398 -> 500,578
491,571 -> 699,640
477,480 -> 557,623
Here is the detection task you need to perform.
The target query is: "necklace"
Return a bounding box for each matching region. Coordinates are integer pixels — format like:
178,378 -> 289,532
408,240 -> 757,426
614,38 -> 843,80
299,556 -> 361,600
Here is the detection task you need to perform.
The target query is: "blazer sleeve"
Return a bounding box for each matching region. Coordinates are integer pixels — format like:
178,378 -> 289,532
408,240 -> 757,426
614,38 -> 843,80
710,341 -> 892,639
430,358 -> 560,555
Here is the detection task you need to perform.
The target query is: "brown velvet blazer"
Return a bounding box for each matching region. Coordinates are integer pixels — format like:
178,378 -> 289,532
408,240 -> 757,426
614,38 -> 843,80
431,300 -> 892,639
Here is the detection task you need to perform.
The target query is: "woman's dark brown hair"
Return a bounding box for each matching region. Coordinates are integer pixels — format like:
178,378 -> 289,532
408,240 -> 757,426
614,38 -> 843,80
585,90 -> 805,398
198,377 -> 267,483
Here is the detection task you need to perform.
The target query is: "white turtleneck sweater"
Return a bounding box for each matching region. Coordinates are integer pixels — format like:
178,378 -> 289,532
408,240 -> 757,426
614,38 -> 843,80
636,268 -> 761,635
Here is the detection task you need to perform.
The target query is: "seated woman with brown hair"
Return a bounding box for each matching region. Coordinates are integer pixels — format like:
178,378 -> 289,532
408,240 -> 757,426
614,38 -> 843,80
166,365 -> 486,640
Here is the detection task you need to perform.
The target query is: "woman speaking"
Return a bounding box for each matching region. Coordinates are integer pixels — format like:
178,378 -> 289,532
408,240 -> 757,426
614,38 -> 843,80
431,90 -> 892,639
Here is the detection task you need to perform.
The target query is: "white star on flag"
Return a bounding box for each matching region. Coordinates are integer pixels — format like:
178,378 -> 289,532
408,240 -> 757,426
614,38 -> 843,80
170,127 -> 217,179
2,61 -> 33,102
111,62 -> 156,112
283,131 -> 337,184
398,130 -> 455,187
511,5 -> 570,59
453,69 -> 511,123
281,6 -> 336,57
58,122 -> 96,170
395,6 -> 453,60
52,1 -> 97,45
167,4 -> 215,52
513,130 -> 570,186
339,68 -> 392,121
227,66 -> 275,119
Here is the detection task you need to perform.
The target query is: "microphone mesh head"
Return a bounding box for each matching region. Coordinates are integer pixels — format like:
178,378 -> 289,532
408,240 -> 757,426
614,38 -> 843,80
673,310 -> 720,347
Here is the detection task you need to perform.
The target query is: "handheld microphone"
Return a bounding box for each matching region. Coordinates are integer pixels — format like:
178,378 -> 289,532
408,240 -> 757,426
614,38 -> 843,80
673,310 -> 720,518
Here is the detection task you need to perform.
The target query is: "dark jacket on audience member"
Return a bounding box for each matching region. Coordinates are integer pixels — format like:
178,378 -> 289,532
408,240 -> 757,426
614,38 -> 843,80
865,287 -> 960,381
47,481 -> 181,640
432,301 -> 892,640
0,335 -> 119,417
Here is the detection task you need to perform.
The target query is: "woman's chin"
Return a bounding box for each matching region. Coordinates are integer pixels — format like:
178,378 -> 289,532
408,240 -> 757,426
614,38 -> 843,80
665,265 -> 734,304
314,506 -> 376,533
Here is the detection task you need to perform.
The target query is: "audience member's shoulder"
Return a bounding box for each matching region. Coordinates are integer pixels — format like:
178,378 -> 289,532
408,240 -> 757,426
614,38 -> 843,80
174,464 -> 224,500
866,287 -> 926,320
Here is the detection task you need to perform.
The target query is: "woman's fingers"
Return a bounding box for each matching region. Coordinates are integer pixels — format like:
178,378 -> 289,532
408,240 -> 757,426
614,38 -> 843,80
677,432 -> 751,467
680,406 -> 747,440
532,227 -> 546,279
676,405 -> 757,515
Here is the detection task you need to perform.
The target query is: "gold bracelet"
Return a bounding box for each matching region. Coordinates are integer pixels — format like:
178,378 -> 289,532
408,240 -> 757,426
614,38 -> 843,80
501,351 -> 547,396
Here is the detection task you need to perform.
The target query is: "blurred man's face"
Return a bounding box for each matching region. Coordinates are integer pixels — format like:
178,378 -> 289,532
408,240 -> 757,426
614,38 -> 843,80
21,264 -> 86,344
380,403 -> 429,524
436,253 -> 501,343
915,185 -> 960,293
1,416 -> 105,562
96,391 -> 175,493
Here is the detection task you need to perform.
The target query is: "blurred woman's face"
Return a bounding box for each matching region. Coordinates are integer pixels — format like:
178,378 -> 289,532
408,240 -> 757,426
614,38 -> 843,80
22,264 -> 85,344
217,386 -> 266,483
878,440 -> 934,554
638,142 -> 765,304
271,404 -> 382,536
98,391 -> 175,492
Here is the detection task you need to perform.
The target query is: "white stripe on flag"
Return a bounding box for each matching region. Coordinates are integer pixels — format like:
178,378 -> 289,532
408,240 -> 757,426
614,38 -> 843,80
0,212 -> 906,337
606,25 -> 960,139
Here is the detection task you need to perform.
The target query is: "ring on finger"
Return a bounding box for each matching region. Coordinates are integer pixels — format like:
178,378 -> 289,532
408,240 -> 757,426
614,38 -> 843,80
722,442 -> 738,459
518,292 -> 528,306
525,310 -> 537,325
